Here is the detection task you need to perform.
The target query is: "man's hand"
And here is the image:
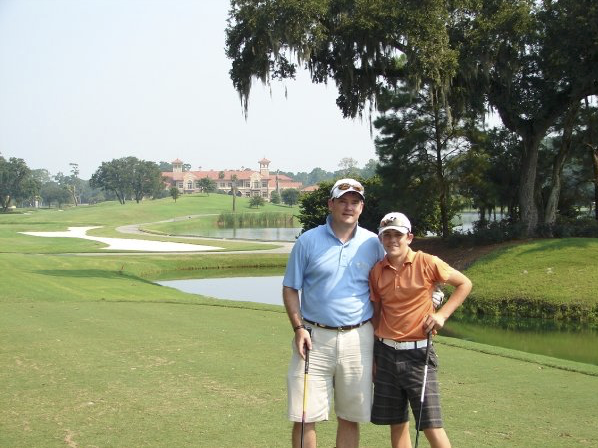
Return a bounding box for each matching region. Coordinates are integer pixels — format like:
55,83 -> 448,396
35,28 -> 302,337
295,327 -> 312,359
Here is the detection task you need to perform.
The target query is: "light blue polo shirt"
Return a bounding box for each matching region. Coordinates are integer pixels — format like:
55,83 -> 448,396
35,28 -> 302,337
283,216 -> 385,327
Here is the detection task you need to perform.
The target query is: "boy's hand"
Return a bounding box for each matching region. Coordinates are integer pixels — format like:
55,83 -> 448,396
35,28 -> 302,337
423,313 -> 445,334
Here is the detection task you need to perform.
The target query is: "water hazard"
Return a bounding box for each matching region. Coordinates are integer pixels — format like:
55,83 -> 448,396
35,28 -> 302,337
157,275 -> 598,366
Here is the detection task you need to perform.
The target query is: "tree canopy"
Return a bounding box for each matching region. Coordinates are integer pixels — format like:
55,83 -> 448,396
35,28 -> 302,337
0,155 -> 37,212
226,0 -> 598,236
90,157 -> 164,204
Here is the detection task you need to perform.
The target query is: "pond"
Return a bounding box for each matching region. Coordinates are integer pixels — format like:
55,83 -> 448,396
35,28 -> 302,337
187,211 -> 498,241
157,275 -> 598,366
190,227 -> 301,242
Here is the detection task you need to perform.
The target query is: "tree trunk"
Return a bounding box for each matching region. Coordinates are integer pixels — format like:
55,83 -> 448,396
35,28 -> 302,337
544,104 -> 579,231
431,87 -> 450,238
591,145 -> 598,221
518,133 -> 543,236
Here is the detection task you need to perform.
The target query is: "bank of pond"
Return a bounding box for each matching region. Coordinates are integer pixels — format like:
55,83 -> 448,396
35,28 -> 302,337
156,274 -> 598,367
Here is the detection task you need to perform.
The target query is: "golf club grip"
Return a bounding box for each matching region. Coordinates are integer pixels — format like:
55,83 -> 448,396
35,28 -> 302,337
304,327 -> 312,373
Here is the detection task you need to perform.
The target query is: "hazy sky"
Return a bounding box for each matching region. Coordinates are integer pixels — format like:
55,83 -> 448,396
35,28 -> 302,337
0,0 -> 378,179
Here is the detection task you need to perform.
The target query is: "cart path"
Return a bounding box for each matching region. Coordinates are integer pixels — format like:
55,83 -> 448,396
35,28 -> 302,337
114,215 -> 295,254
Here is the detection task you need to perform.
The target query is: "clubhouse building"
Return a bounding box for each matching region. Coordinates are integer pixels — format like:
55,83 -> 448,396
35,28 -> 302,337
162,158 -> 303,201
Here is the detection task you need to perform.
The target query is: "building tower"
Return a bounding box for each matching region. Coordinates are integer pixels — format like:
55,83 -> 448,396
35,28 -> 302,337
172,158 -> 183,173
258,157 -> 270,178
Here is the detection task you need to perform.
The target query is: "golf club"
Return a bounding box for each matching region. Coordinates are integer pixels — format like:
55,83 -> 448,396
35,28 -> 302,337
414,331 -> 432,448
301,327 -> 312,448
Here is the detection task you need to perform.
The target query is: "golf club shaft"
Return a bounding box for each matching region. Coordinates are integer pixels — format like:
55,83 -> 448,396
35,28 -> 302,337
301,329 -> 311,448
415,332 -> 432,448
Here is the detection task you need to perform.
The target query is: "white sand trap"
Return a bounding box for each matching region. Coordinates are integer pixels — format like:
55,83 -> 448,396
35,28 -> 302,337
20,226 -> 223,252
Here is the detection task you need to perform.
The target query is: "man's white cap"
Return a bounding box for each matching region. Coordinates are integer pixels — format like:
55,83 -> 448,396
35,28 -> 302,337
378,212 -> 411,235
330,178 -> 365,199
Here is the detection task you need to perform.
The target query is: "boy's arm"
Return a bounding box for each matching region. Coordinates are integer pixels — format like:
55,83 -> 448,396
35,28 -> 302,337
423,269 -> 472,334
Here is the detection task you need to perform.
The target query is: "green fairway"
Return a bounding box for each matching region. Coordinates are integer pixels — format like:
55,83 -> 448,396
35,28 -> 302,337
2,200 -> 598,446
2,299 -> 597,447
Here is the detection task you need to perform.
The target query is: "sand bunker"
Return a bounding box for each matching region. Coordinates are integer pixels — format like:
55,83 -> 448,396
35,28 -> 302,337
20,226 -> 222,252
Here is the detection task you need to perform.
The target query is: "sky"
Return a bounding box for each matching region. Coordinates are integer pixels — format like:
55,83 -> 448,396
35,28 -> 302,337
0,0 -> 379,180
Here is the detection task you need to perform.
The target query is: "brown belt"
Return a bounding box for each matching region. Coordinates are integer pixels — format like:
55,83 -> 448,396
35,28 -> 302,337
303,318 -> 370,331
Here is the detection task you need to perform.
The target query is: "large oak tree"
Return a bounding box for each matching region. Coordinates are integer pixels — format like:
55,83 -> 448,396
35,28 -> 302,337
226,0 -> 598,235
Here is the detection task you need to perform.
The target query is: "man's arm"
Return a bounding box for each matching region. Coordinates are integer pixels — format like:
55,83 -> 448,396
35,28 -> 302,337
282,285 -> 311,359
423,270 -> 472,334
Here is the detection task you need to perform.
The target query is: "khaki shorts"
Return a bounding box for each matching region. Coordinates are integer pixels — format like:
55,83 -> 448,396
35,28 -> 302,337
287,322 -> 374,423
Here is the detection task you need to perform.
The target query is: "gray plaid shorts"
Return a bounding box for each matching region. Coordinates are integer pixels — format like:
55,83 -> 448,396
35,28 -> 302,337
371,339 -> 444,429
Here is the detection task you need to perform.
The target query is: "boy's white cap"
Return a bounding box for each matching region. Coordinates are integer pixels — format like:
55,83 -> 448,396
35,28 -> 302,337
378,212 -> 411,235
330,178 -> 365,199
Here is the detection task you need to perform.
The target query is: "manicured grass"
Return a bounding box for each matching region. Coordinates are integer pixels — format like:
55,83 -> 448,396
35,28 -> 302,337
2,299 -> 597,447
464,238 -> 598,321
2,200 -> 598,446
0,195 -> 298,252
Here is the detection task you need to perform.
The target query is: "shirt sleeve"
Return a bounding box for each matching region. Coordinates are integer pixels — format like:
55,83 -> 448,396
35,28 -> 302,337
427,255 -> 453,283
369,265 -> 381,303
282,236 -> 306,290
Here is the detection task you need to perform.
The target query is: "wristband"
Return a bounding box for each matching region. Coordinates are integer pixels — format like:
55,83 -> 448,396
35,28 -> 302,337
293,324 -> 305,332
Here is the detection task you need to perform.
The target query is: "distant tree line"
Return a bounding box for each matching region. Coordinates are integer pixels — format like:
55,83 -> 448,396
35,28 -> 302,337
280,157 -> 379,186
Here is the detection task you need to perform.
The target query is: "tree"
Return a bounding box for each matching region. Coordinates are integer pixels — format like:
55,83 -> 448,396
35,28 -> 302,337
226,1 -> 457,118
307,167 -> 334,186
338,157 -> 359,178
249,195 -> 265,208
231,174 -> 238,211
297,178 -> 383,233
68,163 -> 81,206
0,156 -> 34,212
40,181 -> 71,208
198,177 -> 217,196
579,98 -> 598,220
158,161 -> 173,172
281,188 -> 300,207
90,158 -> 133,204
90,157 -> 162,204
270,190 -> 281,204
360,159 -> 379,179
170,187 -> 180,202
460,0 -> 598,235
226,0 -> 598,236
374,83 -> 468,238
130,160 -> 163,203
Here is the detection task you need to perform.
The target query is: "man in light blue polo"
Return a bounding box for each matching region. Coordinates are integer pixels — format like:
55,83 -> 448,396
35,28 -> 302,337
283,178 -> 385,448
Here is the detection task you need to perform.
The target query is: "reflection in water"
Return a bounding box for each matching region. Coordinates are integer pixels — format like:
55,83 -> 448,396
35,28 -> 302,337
157,275 -> 597,366
157,276 -> 284,306
441,314 -> 598,366
192,227 -> 301,241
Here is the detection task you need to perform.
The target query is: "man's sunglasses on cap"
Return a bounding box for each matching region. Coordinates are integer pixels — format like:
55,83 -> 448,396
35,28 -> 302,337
336,182 -> 364,192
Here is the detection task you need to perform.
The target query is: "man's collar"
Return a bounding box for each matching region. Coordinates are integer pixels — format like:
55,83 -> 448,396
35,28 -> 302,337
326,215 -> 358,241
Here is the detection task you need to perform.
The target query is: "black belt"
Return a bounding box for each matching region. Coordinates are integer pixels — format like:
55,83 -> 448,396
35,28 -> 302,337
303,318 -> 370,331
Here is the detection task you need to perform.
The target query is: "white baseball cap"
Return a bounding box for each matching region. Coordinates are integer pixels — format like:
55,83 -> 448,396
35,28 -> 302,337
378,212 -> 411,235
330,178 -> 365,199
